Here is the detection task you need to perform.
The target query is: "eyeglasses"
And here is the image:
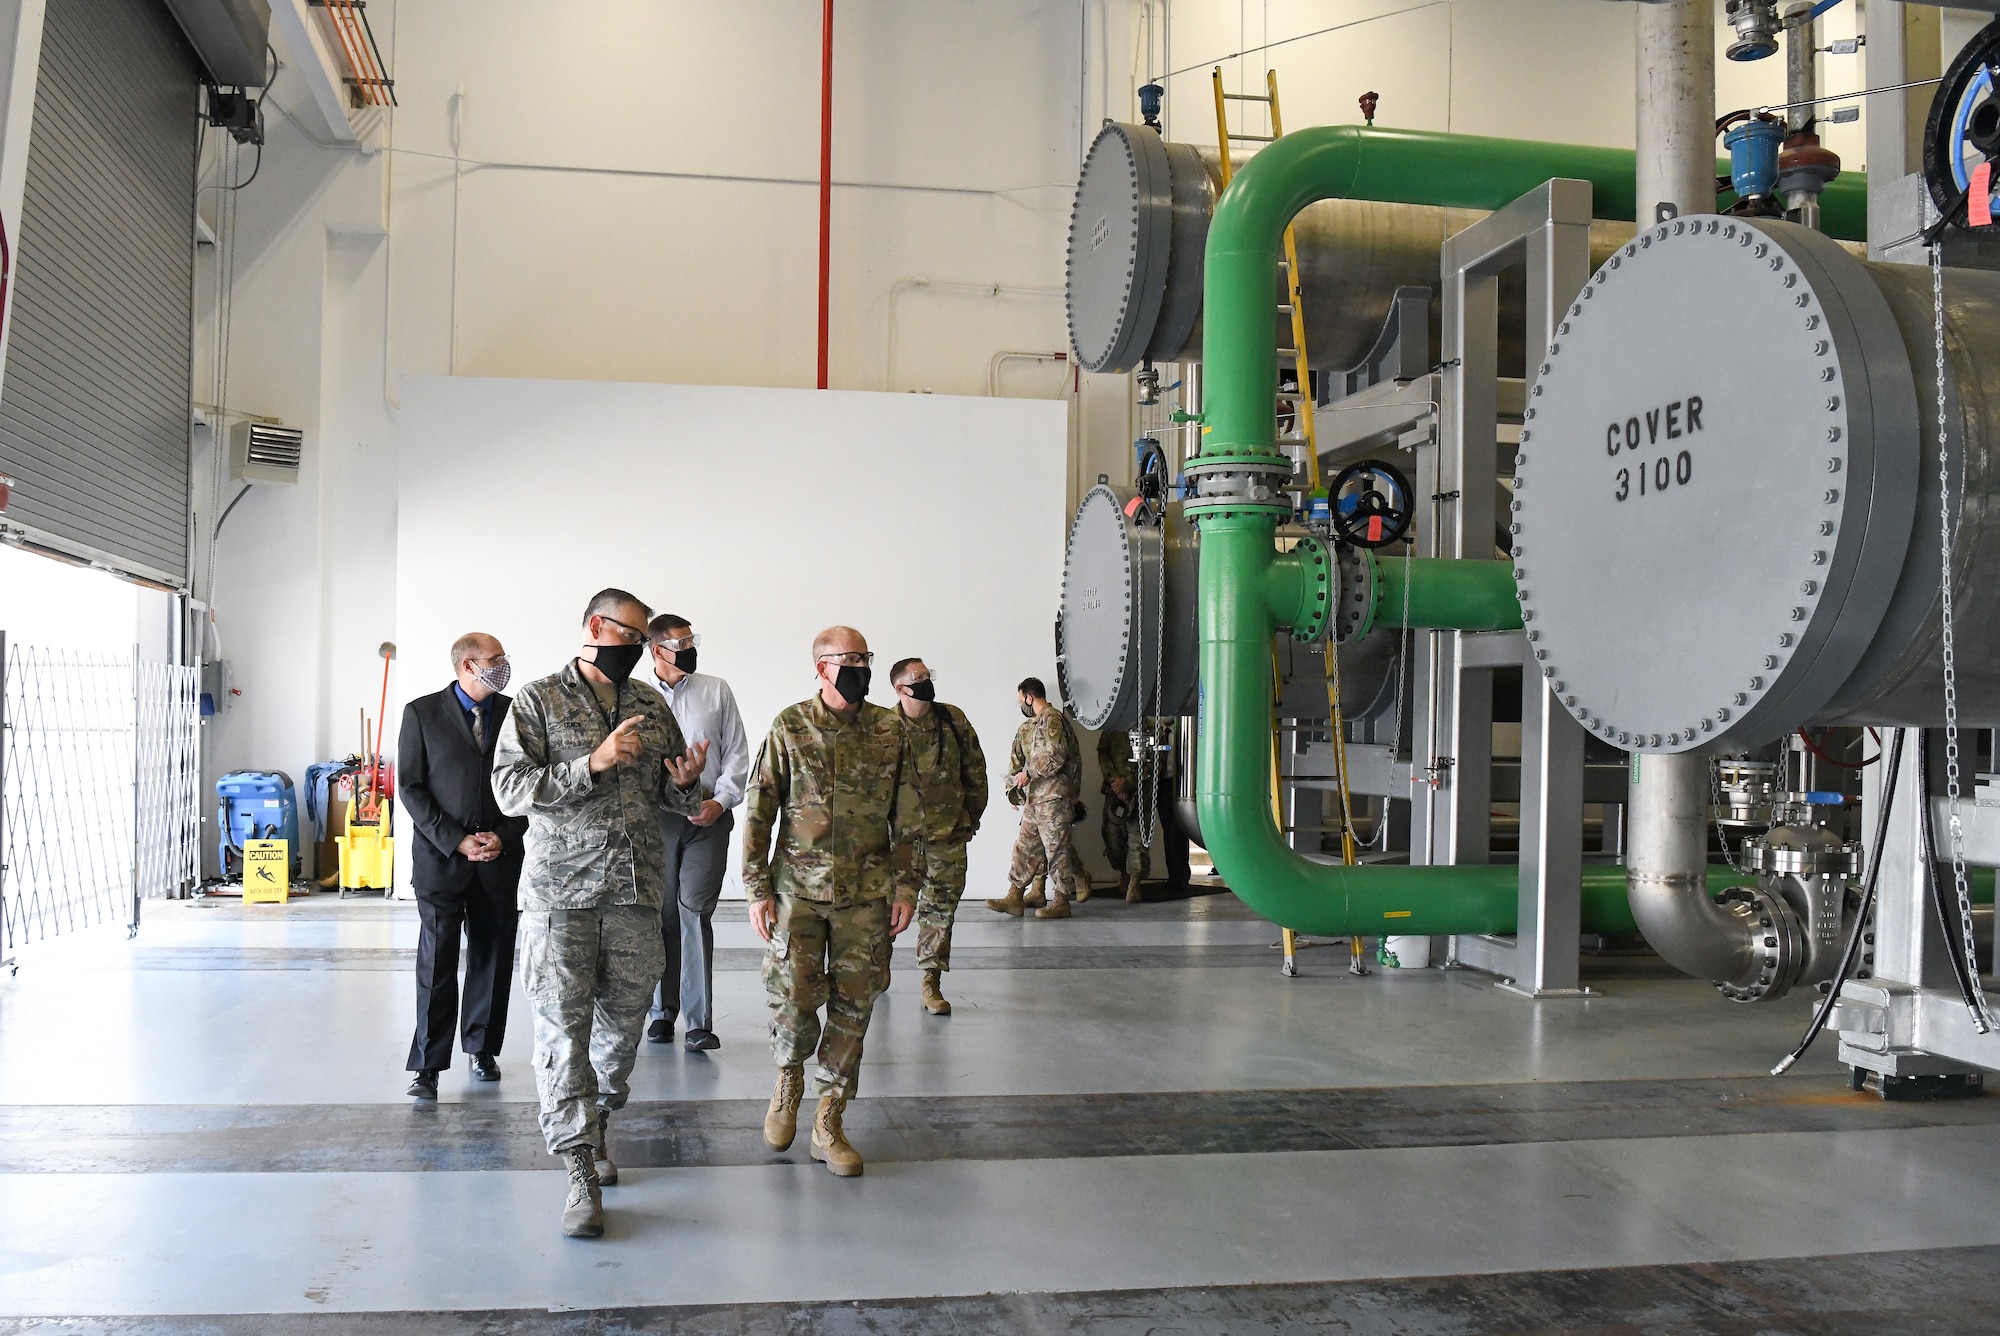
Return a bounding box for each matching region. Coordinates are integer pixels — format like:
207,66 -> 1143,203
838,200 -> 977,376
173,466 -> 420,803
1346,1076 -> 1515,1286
899,673 -> 934,688
817,652 -> 874,668
469,655 -> 509,667
654,633 -> 700,651
598,615 -> 647,645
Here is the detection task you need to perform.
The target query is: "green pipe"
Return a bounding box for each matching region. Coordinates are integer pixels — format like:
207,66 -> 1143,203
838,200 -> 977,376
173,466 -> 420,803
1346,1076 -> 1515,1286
1264,864 -> 1753,939
1190,125 -> 1808,939
1195,126 -> 1870,239
1364,556 -> 1523,638
1190,125 -> 1611,936
1186,124 -> 1885,940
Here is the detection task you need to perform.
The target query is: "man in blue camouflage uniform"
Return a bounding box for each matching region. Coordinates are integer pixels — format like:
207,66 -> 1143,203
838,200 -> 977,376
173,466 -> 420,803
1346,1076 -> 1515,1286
742,626 -> 922,1177
492,588 -> 709,1239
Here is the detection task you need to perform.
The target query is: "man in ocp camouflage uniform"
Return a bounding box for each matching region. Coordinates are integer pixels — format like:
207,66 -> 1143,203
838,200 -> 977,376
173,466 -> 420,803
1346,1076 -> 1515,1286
986,676 -> 1083,920
889,656 -> 987,1017
743,625 -> 922,1177
492,588 -> 709,1240
1098,726 -> 1149,903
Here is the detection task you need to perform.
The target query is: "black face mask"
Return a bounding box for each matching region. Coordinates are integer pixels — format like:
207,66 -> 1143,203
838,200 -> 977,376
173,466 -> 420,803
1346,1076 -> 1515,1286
670,647 -> 697,675
833,664 -> 871,705
1020,699 -> 1035,718
587,642 -> 645,687
905,679 -> 936,703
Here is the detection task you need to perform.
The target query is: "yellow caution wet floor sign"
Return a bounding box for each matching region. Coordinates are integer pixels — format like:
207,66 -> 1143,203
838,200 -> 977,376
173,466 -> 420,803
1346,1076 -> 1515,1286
243,839 -> 290,904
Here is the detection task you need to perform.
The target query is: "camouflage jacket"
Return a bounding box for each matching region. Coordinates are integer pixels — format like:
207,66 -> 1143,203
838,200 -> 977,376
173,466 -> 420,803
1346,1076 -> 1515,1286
897,701 -> 988,844
1007,708 -> 1081,808
740,694 -> 923,907
1098,727 -> 1136,793
492,660 -> 701,912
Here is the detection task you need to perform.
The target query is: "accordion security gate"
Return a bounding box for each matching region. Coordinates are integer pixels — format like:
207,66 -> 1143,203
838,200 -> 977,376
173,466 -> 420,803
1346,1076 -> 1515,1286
0,633 -> 200,957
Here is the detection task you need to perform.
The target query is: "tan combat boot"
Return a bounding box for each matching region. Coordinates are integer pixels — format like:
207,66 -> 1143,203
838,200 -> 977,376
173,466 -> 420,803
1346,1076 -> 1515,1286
560,1143 -> 603,1239
593,1109 -> 617,1186
1124,869 -> 1144,903
809,1093 -> 864,1176
1073,875 -> 1092,903
920,968 -> 952,1016
1036,887 -> 1073,919
985,886 -> 1025,917
764,1065 -> 805,1151
1022,877 -> 1047,909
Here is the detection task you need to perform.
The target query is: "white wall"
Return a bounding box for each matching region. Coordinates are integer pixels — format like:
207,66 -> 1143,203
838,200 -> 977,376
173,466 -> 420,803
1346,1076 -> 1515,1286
397,377 -> 1068,897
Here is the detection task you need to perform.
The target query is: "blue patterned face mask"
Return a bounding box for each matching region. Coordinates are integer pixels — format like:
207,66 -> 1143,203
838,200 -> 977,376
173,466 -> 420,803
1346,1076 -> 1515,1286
473,658 -> 511,693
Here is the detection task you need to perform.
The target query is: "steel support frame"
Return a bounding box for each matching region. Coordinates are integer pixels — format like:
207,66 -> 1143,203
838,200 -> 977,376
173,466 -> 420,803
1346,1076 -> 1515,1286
1416,178 -> 1595,997
1834,727 -> 2000,1075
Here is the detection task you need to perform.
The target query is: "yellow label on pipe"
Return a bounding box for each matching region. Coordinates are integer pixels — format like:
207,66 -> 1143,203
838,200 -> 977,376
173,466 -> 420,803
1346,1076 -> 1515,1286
1383,910 -> 1412,918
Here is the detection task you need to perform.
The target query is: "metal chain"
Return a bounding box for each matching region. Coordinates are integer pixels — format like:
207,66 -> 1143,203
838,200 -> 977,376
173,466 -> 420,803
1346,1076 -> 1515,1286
1134,376 -> 1169,852
1709,762 -> 1746,875
1929,204 -> 1992,1030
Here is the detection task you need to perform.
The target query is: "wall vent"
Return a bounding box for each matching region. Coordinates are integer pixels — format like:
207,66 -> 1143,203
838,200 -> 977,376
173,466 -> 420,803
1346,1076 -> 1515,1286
230,421 -> 302,483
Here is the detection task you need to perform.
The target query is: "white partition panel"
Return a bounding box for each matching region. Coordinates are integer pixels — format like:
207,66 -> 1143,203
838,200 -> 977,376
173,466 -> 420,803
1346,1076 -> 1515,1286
397,376 -> 1070,899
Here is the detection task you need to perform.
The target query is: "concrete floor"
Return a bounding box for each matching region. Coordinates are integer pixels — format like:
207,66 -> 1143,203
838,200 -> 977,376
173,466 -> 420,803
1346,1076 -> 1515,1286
2,890 -> 1996,1331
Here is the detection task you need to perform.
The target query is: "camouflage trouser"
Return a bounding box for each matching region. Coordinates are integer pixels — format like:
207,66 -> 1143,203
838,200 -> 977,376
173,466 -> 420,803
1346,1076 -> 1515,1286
1009,799 -> 1077,898
1101,793 -> 1151,879
765,894 -> 891,1097
520,905 -> 665,1156
916,842 -> 968,971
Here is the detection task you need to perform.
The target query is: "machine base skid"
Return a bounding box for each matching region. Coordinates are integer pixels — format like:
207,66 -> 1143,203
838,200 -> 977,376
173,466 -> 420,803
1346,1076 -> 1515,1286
1834,980 -> 2000,1082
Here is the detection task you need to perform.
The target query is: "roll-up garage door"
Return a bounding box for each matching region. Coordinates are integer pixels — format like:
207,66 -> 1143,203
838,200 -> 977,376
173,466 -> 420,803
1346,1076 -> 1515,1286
0,0 -> 199,585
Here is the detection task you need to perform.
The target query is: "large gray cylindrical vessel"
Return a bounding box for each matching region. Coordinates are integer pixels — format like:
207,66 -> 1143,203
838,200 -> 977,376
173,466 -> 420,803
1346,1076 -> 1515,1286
1517,215 -> 2000,753
1065,122 -> 1633,377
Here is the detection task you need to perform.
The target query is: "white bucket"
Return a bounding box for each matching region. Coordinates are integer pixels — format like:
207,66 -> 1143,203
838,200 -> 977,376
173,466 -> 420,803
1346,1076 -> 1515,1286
1383,934 -> 1432,969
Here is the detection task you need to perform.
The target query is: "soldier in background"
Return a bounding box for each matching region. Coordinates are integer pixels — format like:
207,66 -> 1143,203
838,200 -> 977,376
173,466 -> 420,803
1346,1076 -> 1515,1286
743,626 -> 921,1177
986,676 -> 1083,920
1097,727 -> 1149,903
1023,838 -> 1091,911
492,588 -> 710,1240
889,656 -> 987,1016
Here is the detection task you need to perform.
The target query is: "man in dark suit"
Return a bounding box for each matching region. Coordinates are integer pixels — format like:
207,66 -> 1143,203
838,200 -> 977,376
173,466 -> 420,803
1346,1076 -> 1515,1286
399,631 -> 527,1099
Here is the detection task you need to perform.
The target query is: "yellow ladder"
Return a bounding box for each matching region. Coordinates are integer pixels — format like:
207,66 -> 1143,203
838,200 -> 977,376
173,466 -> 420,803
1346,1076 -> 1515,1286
1211,66 -> 1322,495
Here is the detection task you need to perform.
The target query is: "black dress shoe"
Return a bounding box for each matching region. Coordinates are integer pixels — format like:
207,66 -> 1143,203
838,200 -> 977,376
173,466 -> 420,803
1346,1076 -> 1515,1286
684,1029 -> 720,1052
407,1070 -> 439,1100
471,1053 -> 501,1082
646,1018 -> 673,1044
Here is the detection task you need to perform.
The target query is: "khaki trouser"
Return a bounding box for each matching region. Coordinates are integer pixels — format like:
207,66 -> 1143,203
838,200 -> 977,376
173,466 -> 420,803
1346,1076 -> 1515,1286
764,893 -> 891,1097
916,842 -> 968,971
1009,798 -> 1077,897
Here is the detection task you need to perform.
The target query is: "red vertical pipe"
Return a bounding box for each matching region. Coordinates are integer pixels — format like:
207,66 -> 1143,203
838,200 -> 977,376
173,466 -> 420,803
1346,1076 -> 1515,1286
816,0 -> 833,389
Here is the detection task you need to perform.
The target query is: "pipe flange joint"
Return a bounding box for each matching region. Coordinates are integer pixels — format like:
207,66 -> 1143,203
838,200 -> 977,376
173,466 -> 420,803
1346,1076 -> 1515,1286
1332,541 -> 1376,643
1739,836 -> 1862,878
1711,885 -> 1806,1003
1285,535 -> 1334,642
1183,456 -> 1296,519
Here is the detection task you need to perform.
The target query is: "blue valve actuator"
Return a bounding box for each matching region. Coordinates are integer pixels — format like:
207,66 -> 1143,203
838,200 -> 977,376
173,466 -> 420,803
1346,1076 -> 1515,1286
1804,791 -> 1847,806
1724,117 -> 1784,201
